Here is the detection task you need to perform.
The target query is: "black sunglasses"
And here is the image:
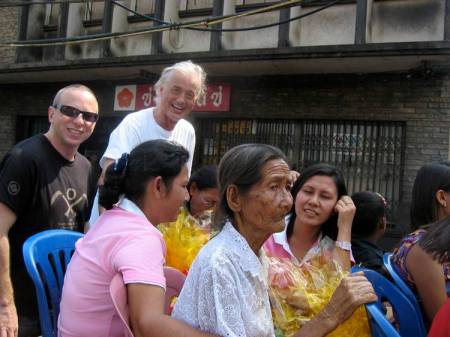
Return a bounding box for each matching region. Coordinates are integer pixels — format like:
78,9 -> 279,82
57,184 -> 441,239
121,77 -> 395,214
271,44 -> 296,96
53,104 -> 99,123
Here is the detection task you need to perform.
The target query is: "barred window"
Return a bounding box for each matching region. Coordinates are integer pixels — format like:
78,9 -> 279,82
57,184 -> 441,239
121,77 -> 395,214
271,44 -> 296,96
195,118 -> 405,226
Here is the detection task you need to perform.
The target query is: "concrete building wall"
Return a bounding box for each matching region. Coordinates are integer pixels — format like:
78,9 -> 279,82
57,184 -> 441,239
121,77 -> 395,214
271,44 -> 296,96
221,2 -> 279,50
0,7 -> 19,64
0,6 -> 20,156
110,5 -> 155,57
370,0 -> 445,43
289,3 -> 356,47
65,3 -> 103,60
161,1 -> 211,53
14,0 -> 448,62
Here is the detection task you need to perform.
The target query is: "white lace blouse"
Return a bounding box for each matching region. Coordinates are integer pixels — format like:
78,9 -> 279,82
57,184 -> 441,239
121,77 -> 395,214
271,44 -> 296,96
172,222 -> 275,337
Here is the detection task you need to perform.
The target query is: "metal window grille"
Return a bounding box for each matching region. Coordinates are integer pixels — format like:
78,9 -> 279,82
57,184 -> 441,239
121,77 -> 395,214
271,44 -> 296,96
129,0 -> 156,15
44,2 -> 55,26
180,0 -> 214,11
83,0 -> 104,21
195,118 -> 405,221
237,0 -> 281,6
84,0 -> 94,21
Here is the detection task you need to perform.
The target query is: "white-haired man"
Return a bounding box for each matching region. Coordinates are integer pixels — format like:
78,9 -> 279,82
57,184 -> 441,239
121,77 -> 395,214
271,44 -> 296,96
88,60 -> 206,226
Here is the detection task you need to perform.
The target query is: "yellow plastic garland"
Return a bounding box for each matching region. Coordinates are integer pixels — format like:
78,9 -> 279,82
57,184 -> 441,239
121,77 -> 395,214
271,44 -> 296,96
158,206 -> 211,275
265,248 -> 371,337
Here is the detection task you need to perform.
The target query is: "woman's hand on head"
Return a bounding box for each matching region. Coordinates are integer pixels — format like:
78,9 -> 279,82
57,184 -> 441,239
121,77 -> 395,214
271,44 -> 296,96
334,196 -> 356,232
288,170 -> 300,187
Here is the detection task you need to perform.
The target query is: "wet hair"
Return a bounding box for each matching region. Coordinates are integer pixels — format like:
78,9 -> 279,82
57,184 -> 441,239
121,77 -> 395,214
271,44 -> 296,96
351,191 -> 386,238
419,217 -> 450,264
286,163 -> 348,241
188,165 -> 218,191
154,60 -> 207,104
410,162 -> 450,230
217,143 -> 288,227
99,139 -> 189,210
52,84 -> 97,107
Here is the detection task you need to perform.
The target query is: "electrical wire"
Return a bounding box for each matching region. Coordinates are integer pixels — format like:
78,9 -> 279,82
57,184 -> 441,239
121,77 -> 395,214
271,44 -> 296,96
1,0 -> 301,46
0,0 -> 339,47
0,0 -> 105,7
112,0 -> 339,33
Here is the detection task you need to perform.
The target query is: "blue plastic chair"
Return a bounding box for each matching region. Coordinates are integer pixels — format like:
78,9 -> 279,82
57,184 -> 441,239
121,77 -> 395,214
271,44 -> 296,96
352,266 -> 427,337
22,229 -> 83,337
365,303 -> 401,337
383,253 -> 418,304
383,253 -> 429,329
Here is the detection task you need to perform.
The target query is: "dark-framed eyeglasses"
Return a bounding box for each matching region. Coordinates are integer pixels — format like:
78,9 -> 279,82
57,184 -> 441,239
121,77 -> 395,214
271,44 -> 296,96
53,104 -> 99,123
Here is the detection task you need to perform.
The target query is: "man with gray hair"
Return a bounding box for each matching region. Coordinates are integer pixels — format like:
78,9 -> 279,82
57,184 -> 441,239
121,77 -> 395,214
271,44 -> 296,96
0,84 -> 99,336
88,60 -> 206,226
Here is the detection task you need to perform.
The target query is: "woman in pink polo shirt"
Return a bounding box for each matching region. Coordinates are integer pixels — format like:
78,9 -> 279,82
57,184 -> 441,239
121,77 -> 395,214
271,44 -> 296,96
264,163 -> 355,270
58,140 -> 218,337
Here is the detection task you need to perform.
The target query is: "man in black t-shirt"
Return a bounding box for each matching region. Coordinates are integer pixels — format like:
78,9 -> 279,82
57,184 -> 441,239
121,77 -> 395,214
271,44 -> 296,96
0,84 -> 99,337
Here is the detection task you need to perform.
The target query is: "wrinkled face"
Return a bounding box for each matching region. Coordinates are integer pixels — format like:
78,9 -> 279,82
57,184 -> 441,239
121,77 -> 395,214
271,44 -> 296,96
295,175 -> 338,228
161,165 -> 190,223
158,70 -> 200,125
237,159 -> 293,236
189,185 -> 220,217
48,88 -> 98,148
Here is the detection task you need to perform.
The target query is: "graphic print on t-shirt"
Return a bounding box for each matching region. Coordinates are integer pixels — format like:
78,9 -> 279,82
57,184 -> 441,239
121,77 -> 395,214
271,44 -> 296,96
50,188 -> 88,230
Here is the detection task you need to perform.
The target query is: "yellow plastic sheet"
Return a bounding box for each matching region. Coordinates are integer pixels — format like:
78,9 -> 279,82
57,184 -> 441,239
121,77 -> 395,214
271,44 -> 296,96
158,207 -> 211,274
266,247 -> 371,337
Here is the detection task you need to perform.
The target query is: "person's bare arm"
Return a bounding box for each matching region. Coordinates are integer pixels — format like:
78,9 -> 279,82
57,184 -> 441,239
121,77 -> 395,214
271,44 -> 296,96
406,244 -> 447,322
292,272 -> 377,337
333,196 -> 356,271
0,202 -> 18,337
127,283 -> 218,337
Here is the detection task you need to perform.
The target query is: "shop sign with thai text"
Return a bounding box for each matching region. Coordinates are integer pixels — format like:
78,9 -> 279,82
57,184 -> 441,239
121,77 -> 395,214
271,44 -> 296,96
114,84 -> 231,112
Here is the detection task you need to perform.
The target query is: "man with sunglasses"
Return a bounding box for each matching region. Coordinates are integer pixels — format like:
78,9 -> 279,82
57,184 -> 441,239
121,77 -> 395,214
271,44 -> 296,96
0,84 -> 98,337
88,60 -> 206,227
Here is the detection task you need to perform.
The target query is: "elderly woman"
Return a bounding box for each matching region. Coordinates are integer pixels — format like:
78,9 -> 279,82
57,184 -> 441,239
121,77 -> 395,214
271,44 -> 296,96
172,144 -> 376,337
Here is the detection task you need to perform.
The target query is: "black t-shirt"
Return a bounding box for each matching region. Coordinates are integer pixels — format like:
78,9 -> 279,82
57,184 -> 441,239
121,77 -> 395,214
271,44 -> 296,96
351,238 -> 391,280
0,134 -> 93,317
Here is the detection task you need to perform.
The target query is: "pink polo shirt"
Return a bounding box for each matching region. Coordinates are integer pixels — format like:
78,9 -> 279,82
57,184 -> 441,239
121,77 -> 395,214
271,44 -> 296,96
58,199 -> 166,337
263,225 -> 323,265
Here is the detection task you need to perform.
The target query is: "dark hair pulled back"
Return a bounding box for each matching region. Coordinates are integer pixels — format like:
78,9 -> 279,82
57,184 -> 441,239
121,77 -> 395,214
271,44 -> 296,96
351,191 -> 386,237
99,139 -> 189,209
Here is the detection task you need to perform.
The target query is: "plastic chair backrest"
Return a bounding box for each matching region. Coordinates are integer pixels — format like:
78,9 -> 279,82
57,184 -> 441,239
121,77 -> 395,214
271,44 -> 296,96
163,266 -> 186,314
22,229 -> 83,337
383,253 -> 429,329
383,253 -> 418,304
352,266 -> 427,337
365,303 -> 401,337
